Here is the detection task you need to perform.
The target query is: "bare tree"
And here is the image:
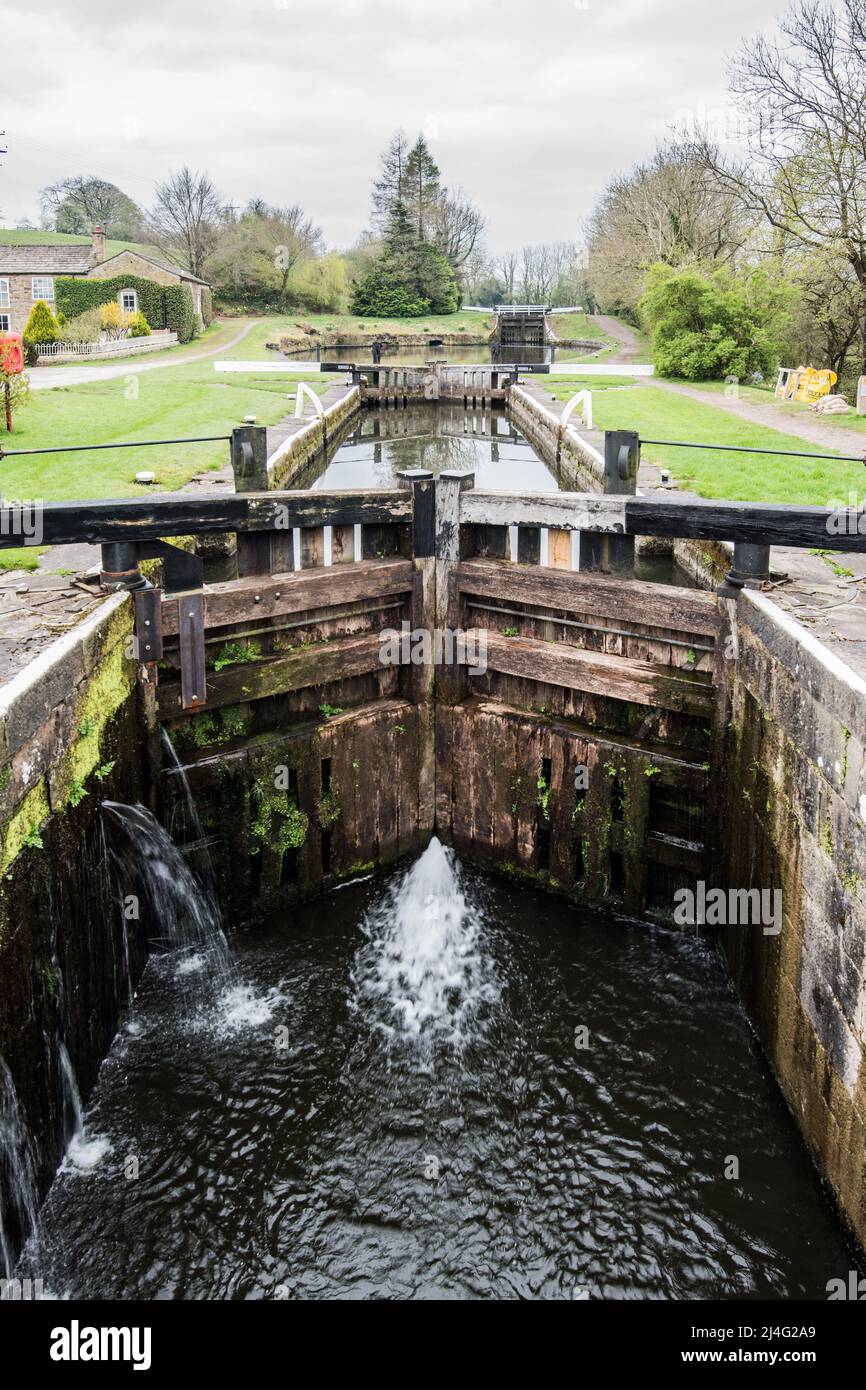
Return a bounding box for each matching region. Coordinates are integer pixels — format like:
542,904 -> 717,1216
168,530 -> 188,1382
432,189 -> 486,279
148,167 -> 224,278
496,251 -> 519,302
691,0 -> 866,363
585,141 -> 751,317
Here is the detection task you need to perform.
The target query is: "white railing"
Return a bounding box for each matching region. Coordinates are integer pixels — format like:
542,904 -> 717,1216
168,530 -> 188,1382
561,389 -> 593,432
36,332 -> 177,363
294,381 -> 324,419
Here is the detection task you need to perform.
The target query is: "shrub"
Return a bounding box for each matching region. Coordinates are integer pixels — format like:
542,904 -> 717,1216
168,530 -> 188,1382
22,337 -> 39,366
128,310 -> 151,337
350,268 -> 429,318
640,263 -> 793,381
55,275 -> 199,342
23,300 -> 60,345
62,307 -> 103,343
200,286 -> 213,326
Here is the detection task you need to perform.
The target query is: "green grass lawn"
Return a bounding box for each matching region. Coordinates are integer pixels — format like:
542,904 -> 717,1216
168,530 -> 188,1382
579,384 -> 862,505
0,360 -> 326,567
531,376 -> 637,394
0,227 -> 165,261
226,309 -> 497,358
547,312 -> 609,342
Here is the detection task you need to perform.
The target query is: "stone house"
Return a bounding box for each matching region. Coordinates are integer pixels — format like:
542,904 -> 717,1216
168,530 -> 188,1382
0,226 -> 210,335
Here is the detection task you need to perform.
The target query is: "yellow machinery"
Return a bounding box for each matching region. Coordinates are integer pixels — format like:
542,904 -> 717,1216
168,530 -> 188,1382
775,366 -> 837,403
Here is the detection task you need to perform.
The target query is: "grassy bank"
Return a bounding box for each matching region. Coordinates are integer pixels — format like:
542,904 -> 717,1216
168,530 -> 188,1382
0,360 -> 326,568
574,383 -> 858,505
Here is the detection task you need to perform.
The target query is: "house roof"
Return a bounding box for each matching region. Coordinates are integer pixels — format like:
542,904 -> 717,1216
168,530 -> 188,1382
0,243 -> 210,286
0,244 -> 93,274
97,250 -> 210,286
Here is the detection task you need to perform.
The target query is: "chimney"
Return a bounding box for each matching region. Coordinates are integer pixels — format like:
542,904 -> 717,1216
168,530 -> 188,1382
90,225 -> 106,267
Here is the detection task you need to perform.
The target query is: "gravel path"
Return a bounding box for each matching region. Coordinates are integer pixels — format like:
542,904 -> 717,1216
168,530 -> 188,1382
655,379 -> 866,460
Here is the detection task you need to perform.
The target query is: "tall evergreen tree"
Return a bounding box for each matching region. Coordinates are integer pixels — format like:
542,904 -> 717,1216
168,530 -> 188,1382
350,198 -> 458,316
371,130 -> 411,231
404,136 -> 442,241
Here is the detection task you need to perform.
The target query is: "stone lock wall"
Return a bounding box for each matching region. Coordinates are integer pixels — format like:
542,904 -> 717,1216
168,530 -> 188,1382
721,590 -> 866,1250
0,595 -> 149,1244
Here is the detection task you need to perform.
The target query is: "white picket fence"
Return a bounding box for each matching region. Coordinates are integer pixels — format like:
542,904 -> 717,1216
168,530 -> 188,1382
36,332 -> 177,363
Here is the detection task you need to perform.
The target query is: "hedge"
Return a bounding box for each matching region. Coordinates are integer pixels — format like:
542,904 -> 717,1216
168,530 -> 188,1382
55,275 -> 199,343
200,285 -> 213,327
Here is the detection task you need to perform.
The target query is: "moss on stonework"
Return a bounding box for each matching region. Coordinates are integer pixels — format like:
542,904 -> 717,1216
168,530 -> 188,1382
317,790 -> 342,829
1,609 -> 134,879
178,706 -> 253,750
1,779 -> 50,877
337,860 -> 375,880
54,627 -> 134,811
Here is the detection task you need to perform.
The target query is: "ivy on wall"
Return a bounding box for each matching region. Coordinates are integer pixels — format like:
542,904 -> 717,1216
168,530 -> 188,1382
55,275 -> 199,343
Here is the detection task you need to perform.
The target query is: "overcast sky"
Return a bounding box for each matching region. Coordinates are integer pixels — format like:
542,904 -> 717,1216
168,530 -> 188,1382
1,0 -> 791,254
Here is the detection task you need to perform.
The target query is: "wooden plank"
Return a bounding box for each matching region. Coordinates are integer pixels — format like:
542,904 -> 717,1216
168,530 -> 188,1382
482,633 -> 716,715
461,491 -> 627,533
332,524 -> 355,564
161,559 -> 413,635
7,486 -> 866,552
299,525 -> 325,569
237,532 -> 272,578
456,558 -> 722,637
548,528 -> 572,569
625,495 -> 866,549
516,526 -> 541,565
0,489 -> 412,548
158,631 -> 385,716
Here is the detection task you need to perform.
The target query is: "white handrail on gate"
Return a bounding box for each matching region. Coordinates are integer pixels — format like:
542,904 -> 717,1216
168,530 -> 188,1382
294,381 -> 324,420
560,389 -> 592,432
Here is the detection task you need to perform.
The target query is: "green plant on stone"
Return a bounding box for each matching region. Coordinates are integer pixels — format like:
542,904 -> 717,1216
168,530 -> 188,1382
317,789 -> 342,828
68,779 -> 88,808
251,787 -> 309,855
537,771 -> 551,820
503,626 -> 519,637
212,640 -> 262,672
319,704 -> 344,719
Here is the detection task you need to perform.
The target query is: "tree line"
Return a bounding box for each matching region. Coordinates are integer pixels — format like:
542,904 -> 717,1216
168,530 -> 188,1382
581,0 -> 866,387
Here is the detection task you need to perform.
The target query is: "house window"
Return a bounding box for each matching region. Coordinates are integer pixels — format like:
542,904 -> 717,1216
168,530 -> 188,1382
32,276 -> 54,301
0,314 -> 10,333
0,279 -> 9,309
120,289 -> 137,314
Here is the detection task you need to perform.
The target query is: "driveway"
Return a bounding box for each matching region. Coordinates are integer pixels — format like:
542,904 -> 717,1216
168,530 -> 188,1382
29,319 -> 255,390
